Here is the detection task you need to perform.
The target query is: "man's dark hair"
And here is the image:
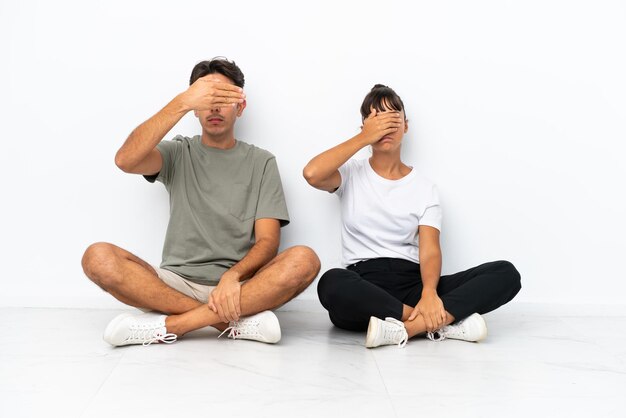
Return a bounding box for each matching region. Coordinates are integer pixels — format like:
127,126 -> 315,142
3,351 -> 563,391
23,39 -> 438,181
360,84 -> 406,120
189,57 -> 245,87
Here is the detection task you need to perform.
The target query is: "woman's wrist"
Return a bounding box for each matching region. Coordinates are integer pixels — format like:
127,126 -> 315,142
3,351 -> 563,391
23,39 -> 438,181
421,287 -> 438,296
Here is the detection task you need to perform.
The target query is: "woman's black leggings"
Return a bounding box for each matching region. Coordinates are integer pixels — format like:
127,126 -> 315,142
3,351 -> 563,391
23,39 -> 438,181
317,258 -> 521,331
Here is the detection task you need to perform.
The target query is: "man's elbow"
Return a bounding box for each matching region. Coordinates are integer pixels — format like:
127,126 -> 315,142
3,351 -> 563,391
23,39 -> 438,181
114,152 -> 133,173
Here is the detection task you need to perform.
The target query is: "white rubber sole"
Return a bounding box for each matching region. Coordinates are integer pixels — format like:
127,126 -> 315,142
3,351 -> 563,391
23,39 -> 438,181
470,313 -> 488,342
103,312 -> 133,346
365,316 -> 379,348
261,311 -> 281,344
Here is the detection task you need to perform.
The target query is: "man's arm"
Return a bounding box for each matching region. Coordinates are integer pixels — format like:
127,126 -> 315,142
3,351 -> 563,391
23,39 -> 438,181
115,98 -> 187,175
115,76 -> 246,175
408,225 -> 446,331
208,218 -> 281,323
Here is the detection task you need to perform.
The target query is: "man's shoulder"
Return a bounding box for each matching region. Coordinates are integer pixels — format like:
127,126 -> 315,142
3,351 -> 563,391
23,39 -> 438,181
237,140 -> 276,161
158,134 -> 195,150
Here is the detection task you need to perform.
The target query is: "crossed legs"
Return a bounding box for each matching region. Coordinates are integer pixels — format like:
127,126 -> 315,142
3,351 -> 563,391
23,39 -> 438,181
82,242 -> 320,337
317,260 -> 521,340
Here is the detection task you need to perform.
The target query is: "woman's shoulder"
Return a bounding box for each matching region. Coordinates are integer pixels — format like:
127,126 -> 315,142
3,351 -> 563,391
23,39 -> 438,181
340,158 -> 368,174
407,167 -> 438,189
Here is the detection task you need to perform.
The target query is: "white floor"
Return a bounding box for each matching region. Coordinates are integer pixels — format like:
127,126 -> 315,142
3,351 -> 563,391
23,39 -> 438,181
1,304 -> 626,418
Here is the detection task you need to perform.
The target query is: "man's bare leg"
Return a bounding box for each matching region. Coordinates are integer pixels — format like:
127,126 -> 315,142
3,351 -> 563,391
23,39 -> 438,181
165,245 -> 320,336
81,242 -> 203,315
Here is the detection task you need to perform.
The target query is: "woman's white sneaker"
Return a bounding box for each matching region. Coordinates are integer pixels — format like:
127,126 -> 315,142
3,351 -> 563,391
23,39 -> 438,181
365,316 -> 408,348
103,312 -> 177,346
427,313 -> 487,342
218,310 -> 281,344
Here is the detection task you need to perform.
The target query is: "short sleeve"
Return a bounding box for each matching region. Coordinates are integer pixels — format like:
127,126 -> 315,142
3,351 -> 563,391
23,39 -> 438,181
255,157 -> 290,227
419,185 -> 443,231
143,136 -> 182,185
334,159 -> 355,197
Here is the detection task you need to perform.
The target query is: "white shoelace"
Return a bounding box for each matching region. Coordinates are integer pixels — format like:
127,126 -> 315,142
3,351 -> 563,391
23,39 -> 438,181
218,319 -> 261,340
143,332 -> 178,346
427,317 -> 471,341
384,318 -> 408,348
124,324 -> 177,346
426,330 -> 445,342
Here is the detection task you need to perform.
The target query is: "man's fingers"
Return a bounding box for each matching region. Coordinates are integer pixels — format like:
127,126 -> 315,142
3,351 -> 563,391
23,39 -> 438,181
227,297 -> 238,322
198,76 -> 244,92
207,91 -> 246,102
216,303 -> 228,324
218,89 -> 246,99
194,100 -> 242,112
234,292 -> 241,318
207,294 -> 217,313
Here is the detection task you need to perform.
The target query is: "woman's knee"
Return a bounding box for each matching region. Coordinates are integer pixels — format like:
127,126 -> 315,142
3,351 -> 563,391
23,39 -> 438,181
317,268 -> 348,296
317,268 -> 360,308
495,260 -> 522,292
328,312 -> 369,332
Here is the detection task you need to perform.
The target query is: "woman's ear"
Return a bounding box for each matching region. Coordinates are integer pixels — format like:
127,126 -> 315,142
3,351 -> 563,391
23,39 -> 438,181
404,118 -> 409,133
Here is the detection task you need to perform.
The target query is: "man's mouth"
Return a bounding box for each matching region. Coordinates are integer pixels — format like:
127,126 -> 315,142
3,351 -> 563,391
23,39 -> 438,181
208,117 -> 224,125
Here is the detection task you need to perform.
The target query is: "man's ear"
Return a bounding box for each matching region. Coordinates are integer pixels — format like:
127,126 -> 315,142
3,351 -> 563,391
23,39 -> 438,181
194,110 -> 199,118
236,99 -> 247,117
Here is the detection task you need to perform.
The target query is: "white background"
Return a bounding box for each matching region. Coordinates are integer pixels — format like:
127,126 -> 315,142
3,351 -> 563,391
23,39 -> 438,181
1,0 -> 624,309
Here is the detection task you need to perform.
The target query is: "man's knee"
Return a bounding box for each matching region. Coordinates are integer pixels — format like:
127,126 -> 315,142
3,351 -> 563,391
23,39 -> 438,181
280,245 -> 321,288
81,242 -> 120,287
287,245 -> 321,276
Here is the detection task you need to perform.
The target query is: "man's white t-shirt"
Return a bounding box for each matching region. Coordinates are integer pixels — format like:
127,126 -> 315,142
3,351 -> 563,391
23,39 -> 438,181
335,158 -> 442,267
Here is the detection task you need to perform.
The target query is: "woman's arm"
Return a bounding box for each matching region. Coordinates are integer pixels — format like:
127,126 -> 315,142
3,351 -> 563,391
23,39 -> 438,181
303,110 -> 403,192
408,225 -> 446,332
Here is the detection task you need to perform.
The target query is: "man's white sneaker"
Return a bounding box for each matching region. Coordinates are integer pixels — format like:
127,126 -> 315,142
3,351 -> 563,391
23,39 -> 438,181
218,310 -> 281,344
427,313 -> 487,342
103,312 -> 177,347
365,316 -> 408,348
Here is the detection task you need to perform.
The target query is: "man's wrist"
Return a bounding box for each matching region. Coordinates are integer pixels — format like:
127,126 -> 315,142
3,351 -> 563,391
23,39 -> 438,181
221,270 -> 242,282
170,93 -> 192,114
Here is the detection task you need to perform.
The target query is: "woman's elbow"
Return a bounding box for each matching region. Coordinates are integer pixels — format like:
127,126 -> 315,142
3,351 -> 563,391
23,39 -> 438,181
302,165 -> 319,187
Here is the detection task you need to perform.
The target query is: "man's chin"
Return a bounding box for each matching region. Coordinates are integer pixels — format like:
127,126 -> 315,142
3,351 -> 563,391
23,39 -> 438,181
204,126 -> 228,136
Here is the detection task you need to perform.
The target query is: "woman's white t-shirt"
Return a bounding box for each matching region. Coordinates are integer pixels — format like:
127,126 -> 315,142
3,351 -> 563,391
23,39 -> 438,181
335,158 -> 442,267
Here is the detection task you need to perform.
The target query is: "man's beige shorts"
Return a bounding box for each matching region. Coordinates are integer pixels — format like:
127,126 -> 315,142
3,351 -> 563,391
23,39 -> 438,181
152,265 -> 216,303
